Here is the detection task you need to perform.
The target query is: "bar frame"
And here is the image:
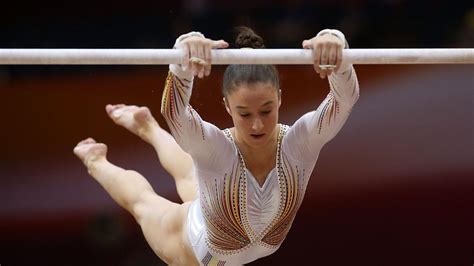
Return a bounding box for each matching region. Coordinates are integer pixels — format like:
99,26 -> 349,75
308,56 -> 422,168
0,48 -> 472,65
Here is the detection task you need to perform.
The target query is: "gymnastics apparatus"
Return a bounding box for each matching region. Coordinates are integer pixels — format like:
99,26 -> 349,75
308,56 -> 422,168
0,48 -> 472,65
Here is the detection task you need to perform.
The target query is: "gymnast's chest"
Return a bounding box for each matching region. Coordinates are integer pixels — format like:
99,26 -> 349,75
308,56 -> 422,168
245,168 -> 280,234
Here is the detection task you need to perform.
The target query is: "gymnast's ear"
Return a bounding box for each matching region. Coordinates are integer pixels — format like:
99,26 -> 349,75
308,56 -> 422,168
223,97 -> 232,115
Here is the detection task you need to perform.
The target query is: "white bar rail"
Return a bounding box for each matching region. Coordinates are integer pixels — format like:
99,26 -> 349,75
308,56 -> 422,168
0,48 -> 472,65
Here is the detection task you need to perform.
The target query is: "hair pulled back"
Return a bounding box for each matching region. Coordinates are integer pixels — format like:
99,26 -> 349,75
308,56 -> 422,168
222,27 -> 280,98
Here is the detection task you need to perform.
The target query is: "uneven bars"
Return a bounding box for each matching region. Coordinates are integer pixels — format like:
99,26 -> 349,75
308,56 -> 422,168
0,48 -> 472,65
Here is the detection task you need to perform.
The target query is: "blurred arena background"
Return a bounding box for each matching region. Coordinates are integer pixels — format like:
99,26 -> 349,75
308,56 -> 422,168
0,0 -> 473,265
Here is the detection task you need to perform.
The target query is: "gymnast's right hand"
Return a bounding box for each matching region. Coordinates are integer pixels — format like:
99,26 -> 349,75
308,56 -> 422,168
174,32 -> 229,78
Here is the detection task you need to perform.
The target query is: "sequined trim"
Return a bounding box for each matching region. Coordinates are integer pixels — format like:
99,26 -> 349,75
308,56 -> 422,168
200,161 -> 251,254
161,72 -> 205,140
202,125 -> 305,251
316,92 -> 340,134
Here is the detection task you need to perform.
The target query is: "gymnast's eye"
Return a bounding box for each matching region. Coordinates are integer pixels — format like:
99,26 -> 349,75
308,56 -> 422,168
240,113 -> 250,117
260,110 -> 271,115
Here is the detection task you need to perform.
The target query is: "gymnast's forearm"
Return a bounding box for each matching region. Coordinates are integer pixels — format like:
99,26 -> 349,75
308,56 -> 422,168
328,66 -> 360,107
160,68 -> 195,139
297,66 -> 360,148
87,158 -> 154,212
161,31 -> 197,125
160,67 -> 224,160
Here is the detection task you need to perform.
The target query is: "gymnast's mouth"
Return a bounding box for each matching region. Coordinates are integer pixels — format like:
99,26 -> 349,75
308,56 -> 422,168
250,133 -> 265,139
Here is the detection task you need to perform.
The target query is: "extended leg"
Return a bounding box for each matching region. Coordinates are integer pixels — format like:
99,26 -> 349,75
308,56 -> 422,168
106,104 -> 198,202
73,138 -> 198,265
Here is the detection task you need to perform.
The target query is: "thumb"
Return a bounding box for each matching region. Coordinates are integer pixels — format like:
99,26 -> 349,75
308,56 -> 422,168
302,40 -> 313,49
212,40 -> 229,49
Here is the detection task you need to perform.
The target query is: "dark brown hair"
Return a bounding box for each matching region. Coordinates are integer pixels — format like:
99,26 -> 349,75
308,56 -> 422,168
222,27 -> 280,98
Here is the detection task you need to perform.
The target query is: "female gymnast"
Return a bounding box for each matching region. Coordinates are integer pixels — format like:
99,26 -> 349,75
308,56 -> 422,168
74,27 -> 359,265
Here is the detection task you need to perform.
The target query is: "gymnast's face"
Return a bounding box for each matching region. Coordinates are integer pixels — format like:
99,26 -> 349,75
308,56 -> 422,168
224,82 -> 281,148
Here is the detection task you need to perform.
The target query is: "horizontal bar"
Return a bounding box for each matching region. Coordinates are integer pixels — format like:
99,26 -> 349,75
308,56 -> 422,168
0,48 -> 472,65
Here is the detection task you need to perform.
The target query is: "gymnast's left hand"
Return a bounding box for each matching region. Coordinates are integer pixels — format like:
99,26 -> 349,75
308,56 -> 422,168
302,33 -> 345,79
178,35 -> 229,78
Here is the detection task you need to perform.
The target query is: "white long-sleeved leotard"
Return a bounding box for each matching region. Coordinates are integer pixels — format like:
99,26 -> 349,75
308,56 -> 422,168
161,33 -> 359,266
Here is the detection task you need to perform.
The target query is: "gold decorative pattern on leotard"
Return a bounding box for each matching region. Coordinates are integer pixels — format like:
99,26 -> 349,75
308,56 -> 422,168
316,92 -> 339,134
201,125 -> 307,254
161,72 -> 206,140
259,125 -> 306,246
200,157 -> 251,253
316,69 -> 359,135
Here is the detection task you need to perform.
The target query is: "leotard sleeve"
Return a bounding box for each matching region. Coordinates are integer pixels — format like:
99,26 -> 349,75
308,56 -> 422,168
283,30 -> 360,163
161,34 -> 234,172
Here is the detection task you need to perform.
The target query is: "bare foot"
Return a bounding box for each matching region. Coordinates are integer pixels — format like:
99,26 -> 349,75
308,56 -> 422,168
73,138 -> 107,168
106,104 -> 158,143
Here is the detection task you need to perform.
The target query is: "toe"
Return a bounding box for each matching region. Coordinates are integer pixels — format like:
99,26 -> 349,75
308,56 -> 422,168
105,104 -> 115,114
106,104 -> 123,117
77,138 -> 95,146
84,138 -> 96,144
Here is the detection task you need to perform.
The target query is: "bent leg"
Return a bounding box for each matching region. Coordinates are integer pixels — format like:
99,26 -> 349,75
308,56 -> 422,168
73,138 -> 198,265
106,104 -> 197,202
